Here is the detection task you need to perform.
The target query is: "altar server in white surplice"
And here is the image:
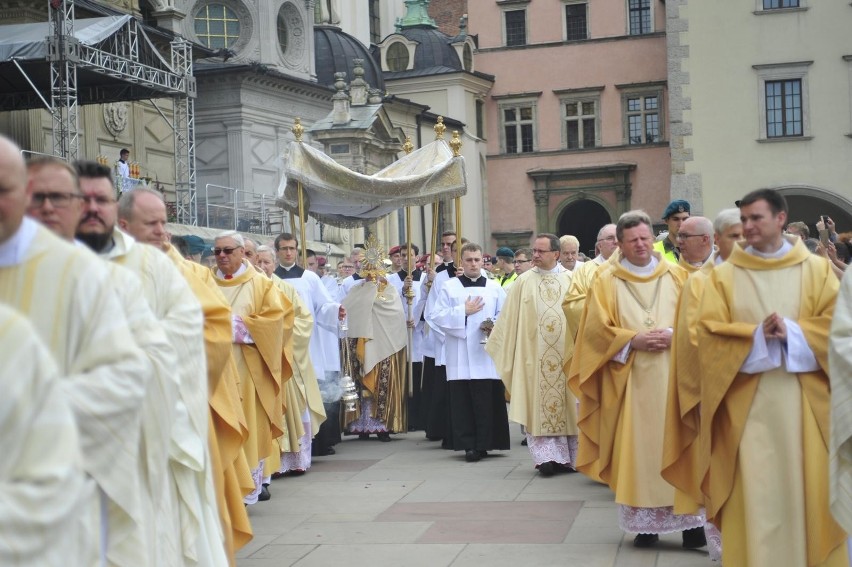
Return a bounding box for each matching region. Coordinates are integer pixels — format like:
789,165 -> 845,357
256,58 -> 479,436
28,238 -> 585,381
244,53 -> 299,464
0,304 -> 97,566
432,242 -> 509,462
0,135 -> 150,567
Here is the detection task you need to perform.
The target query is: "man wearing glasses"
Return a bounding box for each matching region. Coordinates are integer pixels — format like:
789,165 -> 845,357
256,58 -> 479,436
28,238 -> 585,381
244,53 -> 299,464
675,216 -> 714,272
75,161 -> 229,564
512,248 -> 533,277
487,234 -> 578,477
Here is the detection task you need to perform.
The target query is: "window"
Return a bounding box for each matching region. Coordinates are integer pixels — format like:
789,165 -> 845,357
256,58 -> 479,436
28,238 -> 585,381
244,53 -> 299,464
387,42 -> 409,72
563,99 -> 598,149
463,44 -> 473,71
504,10 -> 527,47
624,93 -> 661,144
754,61 -> 812,141
369,0 -> 381,45
765,80 -> 802,137
565,3 -> 588,41
763,0 -> 799,8
628,0 -> 652,35
194,4 -> 241,49
502,104 -> 535,153
276,7 -> 288,54
475,100 -> 484,139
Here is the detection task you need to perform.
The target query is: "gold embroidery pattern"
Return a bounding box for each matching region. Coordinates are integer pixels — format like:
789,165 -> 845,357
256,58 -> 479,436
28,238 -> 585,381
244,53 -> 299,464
537,274 -> 568,434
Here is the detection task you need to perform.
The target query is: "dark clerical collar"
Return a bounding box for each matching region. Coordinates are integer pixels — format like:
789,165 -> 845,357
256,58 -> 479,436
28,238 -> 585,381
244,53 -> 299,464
275,264 -> 304,279
459,274 -> 485,287
436,262 -> 455,273
352,273 -> 362,281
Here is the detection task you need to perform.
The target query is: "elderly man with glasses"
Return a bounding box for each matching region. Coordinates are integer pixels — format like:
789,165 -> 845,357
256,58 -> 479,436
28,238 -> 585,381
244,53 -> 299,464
487,233 -> 578,476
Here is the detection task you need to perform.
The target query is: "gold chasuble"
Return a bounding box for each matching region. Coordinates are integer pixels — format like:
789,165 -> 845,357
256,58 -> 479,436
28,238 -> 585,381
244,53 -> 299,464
830,269 -> 852,535
569,253 -> 688,509
215,261 -> 287,474
0,304 -> 97,565
661,266 -> 710,512
102,229 -> 227,566
0,223 -> 150,567
166,245 -> 254,559
342,280 -> 408,432
488,267 -> 576,436
697,239 -> 847,567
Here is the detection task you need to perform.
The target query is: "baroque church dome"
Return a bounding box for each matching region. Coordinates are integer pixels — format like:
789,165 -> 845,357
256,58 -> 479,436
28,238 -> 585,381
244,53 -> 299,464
391,26 -> 463,73
314,25 -> 385,91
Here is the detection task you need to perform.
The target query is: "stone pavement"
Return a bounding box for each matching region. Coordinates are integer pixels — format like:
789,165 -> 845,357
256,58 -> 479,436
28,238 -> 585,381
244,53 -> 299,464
238,428 -> 716,567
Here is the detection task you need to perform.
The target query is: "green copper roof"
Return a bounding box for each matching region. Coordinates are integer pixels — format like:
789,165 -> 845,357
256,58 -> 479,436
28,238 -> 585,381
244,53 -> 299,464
397,0 -> 437,30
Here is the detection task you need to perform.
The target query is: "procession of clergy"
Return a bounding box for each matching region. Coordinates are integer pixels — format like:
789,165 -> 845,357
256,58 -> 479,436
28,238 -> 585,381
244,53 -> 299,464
4,127 -> 852,566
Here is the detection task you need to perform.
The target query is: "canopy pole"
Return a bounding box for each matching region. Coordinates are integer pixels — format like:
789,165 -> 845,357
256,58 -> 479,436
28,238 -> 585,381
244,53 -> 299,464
430,202 -> 439,273
449,131 -> 464,268
292,118 -> 308,266
402,136 -> 415,398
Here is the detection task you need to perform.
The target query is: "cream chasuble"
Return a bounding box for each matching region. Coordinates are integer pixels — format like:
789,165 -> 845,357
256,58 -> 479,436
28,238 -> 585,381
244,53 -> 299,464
0,304 -> 97,566
102,229 -> 227,566
569,252 -> 688,508
273,274 -> 327,436
0,223 -> 150,567
487,267 -> 576,436
698,239 -> 847,567
215,262 -> 286,472
830,268 -> 852,535
166,245 -> 254,558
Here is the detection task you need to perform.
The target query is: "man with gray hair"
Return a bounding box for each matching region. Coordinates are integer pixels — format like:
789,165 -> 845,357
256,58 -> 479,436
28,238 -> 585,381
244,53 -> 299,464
713,208 -> 745,264
675,216 -> 714,272
570,210 -> 706,549
559,234 -> 582,271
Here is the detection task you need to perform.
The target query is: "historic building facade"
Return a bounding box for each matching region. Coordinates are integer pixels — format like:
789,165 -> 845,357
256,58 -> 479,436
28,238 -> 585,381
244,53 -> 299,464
667,0 -> 852,227
469,0 -> 670,253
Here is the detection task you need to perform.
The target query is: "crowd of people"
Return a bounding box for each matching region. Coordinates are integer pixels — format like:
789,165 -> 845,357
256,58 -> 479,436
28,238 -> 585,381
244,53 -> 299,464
2,126 -> 852,566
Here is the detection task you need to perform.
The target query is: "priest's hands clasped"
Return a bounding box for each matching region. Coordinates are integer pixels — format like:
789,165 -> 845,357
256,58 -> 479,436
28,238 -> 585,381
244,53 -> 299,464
630,329 -> 673,352
762,312 -> 787,342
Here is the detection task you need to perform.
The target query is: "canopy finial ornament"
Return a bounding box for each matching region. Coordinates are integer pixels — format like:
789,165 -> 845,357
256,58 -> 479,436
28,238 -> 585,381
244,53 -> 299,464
292,118 -> 304,142
450,131 -> 462,157
403,136 -> 414,154
434,116 -> 446,140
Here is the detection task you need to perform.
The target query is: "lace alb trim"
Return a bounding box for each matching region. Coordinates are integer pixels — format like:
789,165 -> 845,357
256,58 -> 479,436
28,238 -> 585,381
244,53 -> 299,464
280,420 -> 312,472
526,434 -> 578,466
244,459 -> 265,506
618,504 -> 705,534
706,522 -> 722,561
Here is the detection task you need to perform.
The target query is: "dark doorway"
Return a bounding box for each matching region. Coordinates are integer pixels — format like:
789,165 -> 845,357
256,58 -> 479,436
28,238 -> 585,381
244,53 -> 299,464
557,199 -> 612,258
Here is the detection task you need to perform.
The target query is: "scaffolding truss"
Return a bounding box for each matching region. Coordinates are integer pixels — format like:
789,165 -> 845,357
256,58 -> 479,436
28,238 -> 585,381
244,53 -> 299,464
8,1 -> 199,224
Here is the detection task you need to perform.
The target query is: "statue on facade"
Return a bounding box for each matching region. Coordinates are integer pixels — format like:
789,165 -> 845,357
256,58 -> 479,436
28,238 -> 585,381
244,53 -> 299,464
314,0 -> 341,26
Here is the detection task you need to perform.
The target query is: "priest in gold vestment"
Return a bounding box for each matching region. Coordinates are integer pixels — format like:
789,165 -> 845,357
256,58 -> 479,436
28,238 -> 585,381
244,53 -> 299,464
830,266 -> 852,537
488,233 -> 578,477
0,136 -> 150,567
77,168 -> 227,566
695,190 -> 847,567
212,231 -> 288,505
165,238 -> 256,560
569,211 -> 705,548
0,304 -> 97,566
26,156 -> 180,566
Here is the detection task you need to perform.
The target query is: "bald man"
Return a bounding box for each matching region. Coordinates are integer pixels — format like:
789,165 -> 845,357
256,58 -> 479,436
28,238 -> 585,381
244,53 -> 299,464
676,216 -> 714,272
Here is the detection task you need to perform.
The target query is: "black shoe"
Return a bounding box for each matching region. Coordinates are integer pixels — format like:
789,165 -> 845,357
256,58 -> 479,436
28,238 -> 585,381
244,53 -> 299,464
324,446 -> 336,455
682,527 -> 707,549
477,450 -> 488,459
258,484 -> 271,502
554,462 -> 578,474
521,438 -> 528,446
633,533 -> 659,548
465,450 -> 481,463
358,433 -> 370,440
426,435 -> 442,441
538,461 -> 555,477
377,432 -> 391,442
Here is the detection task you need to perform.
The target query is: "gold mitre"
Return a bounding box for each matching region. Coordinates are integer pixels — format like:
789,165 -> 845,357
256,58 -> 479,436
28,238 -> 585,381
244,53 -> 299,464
359,234 -> 387,280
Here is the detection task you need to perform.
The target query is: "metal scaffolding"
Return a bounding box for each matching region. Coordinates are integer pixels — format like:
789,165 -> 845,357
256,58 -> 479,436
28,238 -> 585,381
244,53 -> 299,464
39,0 -> 199,224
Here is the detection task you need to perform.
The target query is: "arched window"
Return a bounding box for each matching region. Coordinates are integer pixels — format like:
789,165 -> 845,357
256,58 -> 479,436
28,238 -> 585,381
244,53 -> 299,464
277,6 -> 289,54
463,43 -> 473,71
